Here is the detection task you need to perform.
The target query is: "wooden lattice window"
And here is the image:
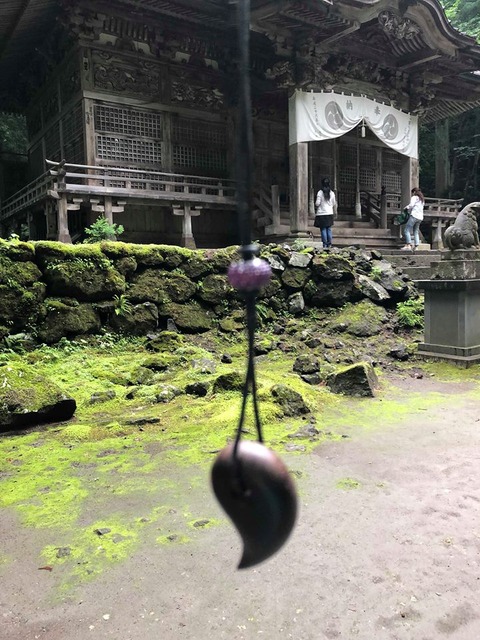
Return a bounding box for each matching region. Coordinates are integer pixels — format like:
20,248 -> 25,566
94,104 -> 163,139
360,146 -> 376,167
340,143 -> 356,165
172,118 -> 226,146
62,103 -> 84,164
383,149 -> 402,171
382,170 -> 402,193
172,117 -> 227,176
360,167 -> 376,191
96,135 -> 162,165
93,103 -> 163,167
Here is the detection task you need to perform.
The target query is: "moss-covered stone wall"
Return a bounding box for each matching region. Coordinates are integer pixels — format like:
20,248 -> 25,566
0,239 -> 415,345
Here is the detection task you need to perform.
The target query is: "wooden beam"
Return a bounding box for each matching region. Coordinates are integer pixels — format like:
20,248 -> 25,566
318,22 -> 360,48
397,51 -> 442,71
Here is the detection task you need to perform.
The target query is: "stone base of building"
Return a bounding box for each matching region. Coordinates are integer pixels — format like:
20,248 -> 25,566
417,343 -> 480,368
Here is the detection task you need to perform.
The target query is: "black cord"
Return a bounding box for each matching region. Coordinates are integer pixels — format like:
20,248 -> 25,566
231,0 -> 265,470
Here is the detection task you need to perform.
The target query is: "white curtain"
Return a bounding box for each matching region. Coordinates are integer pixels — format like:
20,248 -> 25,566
289,90 -> 418,159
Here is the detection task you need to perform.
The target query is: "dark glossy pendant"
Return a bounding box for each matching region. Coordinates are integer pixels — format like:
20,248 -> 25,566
211,440 -> 297,569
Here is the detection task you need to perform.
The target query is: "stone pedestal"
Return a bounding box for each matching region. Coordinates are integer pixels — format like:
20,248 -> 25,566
418,250 -> 480,366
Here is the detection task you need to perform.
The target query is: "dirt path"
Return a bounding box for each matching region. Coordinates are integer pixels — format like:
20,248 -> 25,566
1,373 -> 480,640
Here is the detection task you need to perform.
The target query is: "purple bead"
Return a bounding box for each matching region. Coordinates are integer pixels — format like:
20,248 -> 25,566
228,258 -> 272,291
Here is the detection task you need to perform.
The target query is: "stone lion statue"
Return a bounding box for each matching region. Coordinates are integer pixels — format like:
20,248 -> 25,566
444,202 -> 480,251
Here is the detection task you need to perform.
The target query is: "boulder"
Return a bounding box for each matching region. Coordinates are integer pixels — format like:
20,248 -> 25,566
129,269 -> 195,304
293,354 -> 321,375
357,274 -> 391,303
288,292 -> 305,314
0,364 -> 76,431
158,301 -> 213,333
288,252 -> 312,268
326,362 -> 378,397
281,266 -> 311,290
109,302 -> 158,336
311,253 -> 355,281
329,300 -> 388,337
213,371 -> 244,392
197,274 -> 232,304
304,280 -> 361,308
146,331 -> 184,352
185,381 -> 210,397
271,384 -> 309,416
369,260 -> 408,300
37,300 -> 101,344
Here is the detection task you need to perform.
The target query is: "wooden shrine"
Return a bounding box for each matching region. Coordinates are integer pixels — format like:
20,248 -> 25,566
1,0 -> 480,247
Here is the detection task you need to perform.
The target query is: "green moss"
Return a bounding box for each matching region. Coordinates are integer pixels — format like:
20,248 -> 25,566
336,477 -> 362,490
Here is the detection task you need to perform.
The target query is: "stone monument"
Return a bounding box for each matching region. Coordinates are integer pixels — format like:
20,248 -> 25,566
418,202 -> 480,366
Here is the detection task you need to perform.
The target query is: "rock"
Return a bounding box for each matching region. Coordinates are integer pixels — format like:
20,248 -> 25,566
305,336 -> 322,348
329,300 -> 388,337
129,269 -> 196,304
389,344 -> 410,361
219,317 -> 243,333
158,301 -> 213,333
182,253 -> 213,279
304,279 -> 361,308
146,331 -> 184,352
301,373 -> 322,385
326,362 -> 379,397
288,292 -> 305,314
264,255 -> 285,272
192,358 -> 216,374
311,253 -> 355,281
221,353 -> 233,364
154,385 -> 182,403
109,302 -> 158,336
213,371 -> 244,392
0,365 -> 76,431
254,338 -> 277,355
167,318 -> 178,332
271,384 -> 309,416
141,356 -> 170,372
357,274 -> 391,303
197,274 -> 232,304
128,366 -> 156,386
89,391 -> 116,404
185,381 -> 210,397
37,300 -> 101,344
281,266 -> 311,290
289,252 -> 312,268
369,260 -> 408,300
56,547 -> 71,558
193,519 -> 210,528
293,354 -> 320,375
41,253 -> 125,302
94,528 -> 111,536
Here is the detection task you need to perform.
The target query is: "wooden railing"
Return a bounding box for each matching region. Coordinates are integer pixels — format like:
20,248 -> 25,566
46,160 -> 237,202
0,170 -> 54,221
1,160 -> 237,222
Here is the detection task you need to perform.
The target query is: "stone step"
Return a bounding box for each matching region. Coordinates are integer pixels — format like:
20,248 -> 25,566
382,250 -> 442,281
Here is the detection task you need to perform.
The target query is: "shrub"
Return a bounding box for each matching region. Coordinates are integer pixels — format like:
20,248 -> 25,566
396,297 -> 424,328
83,217 -> 124,243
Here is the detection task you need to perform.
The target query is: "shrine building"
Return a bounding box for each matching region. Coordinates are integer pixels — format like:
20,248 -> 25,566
1,0 -> 480,249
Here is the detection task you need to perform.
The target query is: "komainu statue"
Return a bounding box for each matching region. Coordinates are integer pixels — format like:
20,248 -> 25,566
444,202 -> 480,251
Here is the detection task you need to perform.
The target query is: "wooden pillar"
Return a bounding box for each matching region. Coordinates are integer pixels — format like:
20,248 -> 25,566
271,184 -> 281,233
435,119 -> 450,196
104,196 -> 113,225
431,219 -> 445,250
56,194 -> 72,243
173,204 -> 199,248
380,186 -> 387,229
289,142 -> 309,235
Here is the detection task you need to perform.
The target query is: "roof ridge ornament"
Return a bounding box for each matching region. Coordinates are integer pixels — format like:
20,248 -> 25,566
378,10 -> 420,40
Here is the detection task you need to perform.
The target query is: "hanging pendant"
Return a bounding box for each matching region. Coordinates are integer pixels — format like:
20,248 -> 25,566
211,440 -> 297,569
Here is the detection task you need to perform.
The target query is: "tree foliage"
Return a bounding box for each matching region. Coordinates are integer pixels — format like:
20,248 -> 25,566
0,112 -> 28,154
442,0 -> 480,40
418,2 -> 480,202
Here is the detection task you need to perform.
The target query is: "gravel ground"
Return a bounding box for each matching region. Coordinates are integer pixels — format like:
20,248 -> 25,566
1,373 -> 480,640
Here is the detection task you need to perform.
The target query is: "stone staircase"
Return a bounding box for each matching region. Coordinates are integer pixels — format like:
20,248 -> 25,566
327,216 -> 400,250
381,249 -> 442,282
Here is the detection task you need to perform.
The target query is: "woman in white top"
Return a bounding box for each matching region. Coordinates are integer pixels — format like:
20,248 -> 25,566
401,187 -> 425,251
314,178 -> 336,248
